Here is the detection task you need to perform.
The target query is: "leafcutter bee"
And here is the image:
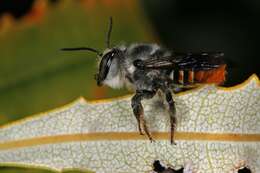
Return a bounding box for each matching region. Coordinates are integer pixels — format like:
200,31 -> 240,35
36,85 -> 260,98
61,17 -> 226,144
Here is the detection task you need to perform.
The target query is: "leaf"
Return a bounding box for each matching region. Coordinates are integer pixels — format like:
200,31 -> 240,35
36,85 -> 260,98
0,74 -> 259,173
0,1 -> 155,173
0,0 -> 153,120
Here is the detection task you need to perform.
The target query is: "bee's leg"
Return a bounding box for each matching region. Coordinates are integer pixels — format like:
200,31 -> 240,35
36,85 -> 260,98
132,94 -> 144,135
131,90 -> 156,142
164,89 -> 177,145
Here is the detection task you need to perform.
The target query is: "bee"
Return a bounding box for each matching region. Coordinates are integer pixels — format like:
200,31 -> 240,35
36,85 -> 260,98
61,17 -> 226,144
153,160 -> 184,173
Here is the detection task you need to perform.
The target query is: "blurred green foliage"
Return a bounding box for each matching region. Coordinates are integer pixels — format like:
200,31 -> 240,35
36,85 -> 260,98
0,1 -> 154,172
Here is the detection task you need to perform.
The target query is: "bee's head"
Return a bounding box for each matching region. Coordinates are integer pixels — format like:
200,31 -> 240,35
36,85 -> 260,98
95,48 -> 124,86
61,17 -> 124,88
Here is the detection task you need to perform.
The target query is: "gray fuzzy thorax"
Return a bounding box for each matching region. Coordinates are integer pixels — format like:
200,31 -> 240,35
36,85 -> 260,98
121,43 -> 171,90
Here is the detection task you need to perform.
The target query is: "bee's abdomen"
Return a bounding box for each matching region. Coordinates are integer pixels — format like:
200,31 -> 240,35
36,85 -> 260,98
170,64 -> 226,85
194,64 -> 226,84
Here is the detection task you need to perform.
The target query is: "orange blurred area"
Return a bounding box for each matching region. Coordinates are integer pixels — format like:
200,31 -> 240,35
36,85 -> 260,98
23,0 -> 47,23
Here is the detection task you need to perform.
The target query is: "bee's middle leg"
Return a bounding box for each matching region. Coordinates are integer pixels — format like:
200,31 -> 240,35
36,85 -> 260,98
131,90 -> 156,142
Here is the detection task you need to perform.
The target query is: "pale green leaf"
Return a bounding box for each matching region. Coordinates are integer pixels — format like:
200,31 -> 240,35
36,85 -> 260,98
0,75 -> 259,173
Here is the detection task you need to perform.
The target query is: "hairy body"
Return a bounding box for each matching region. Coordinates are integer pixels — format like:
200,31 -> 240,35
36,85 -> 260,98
98,43 -> 225,144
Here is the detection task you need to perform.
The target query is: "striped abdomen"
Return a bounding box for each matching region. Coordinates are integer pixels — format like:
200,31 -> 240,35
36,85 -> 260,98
170,64 -> 226,85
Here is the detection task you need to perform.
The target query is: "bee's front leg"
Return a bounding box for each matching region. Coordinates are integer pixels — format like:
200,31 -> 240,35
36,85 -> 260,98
131,90 -> 156,142
164,89 -> 177,145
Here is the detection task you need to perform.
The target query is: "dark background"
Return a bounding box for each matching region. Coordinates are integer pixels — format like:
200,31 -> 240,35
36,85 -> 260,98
141,0 -> 260,85
1,0 -> 260,85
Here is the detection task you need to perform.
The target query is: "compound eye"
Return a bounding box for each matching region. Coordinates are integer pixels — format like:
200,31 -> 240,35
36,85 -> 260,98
106,56 -> 112,67
109,51 -> 115,58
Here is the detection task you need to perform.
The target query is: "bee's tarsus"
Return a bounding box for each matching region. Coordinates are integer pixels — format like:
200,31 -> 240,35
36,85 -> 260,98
131,90 -> 156,141
162,88 -> 177,145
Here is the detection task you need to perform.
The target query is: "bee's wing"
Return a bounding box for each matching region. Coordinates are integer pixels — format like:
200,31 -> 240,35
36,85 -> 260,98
135,52 -> 226,71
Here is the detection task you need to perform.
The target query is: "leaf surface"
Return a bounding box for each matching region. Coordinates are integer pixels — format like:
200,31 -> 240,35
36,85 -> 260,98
0,75 -> 259,173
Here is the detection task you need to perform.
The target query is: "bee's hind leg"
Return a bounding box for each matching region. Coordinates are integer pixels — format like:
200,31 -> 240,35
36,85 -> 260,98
131,90 -> 156,142
164,88 -> 177,145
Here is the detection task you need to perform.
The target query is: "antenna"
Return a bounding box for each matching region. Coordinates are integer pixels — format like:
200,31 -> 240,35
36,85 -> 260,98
60,47 -> 101,55
106,17 -> 113,48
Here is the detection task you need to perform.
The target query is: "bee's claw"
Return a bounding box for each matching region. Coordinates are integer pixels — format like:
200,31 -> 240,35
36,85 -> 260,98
150,137 -> 155,143
139,129 -> 145,135
171,139 -> 177,145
